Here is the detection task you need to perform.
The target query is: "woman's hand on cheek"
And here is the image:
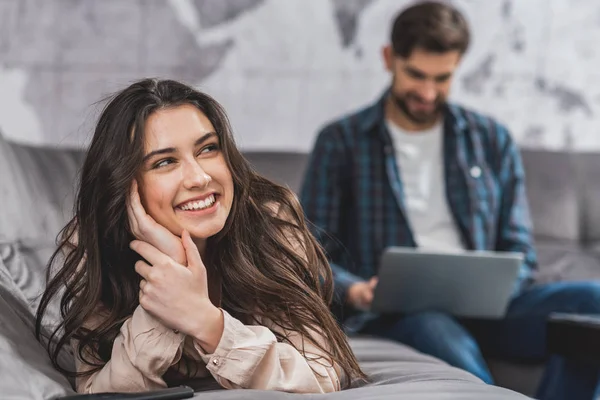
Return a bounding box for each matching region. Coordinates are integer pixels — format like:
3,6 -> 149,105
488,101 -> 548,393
128,180 -> 187,265
130,230 -> 223,348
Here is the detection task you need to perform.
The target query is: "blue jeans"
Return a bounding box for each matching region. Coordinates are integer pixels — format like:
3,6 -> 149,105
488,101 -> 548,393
360,281 -> 600,400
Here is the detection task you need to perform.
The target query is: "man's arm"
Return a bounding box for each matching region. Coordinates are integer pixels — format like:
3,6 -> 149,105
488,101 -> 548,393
329,262 -> 363,304
300,124 -> 363,304
494,124 -> 538,295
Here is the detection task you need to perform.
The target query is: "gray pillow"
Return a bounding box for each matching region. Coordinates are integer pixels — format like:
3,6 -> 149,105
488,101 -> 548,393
0,240 -> 64,333
0,255 -> 75,399
0,133 -> 82,244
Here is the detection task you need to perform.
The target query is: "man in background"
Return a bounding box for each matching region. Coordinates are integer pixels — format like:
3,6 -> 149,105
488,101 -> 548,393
300,2 -> 600,399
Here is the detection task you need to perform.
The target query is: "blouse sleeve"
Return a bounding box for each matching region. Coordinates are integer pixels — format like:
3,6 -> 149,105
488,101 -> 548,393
74,306 -> 186,393
190,309 -> 343,393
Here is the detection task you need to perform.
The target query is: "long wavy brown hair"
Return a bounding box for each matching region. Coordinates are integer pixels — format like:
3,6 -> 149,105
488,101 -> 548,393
35,78 -> 365,387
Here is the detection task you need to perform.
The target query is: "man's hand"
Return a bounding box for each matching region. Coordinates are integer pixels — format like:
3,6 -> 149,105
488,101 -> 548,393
346,277 -> 378,311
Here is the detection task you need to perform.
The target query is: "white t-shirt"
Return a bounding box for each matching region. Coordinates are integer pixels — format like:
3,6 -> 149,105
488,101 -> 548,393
385,120 -> 464,252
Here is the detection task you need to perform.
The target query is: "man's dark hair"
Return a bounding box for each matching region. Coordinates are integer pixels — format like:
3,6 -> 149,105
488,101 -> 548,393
391,1 -> 470,58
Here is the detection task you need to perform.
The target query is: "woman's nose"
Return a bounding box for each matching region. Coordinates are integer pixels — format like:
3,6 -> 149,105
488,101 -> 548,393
182,162 -> 211,189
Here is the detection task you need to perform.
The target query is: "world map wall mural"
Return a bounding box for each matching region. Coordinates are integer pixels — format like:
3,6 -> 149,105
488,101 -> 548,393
0,0 -> 597,151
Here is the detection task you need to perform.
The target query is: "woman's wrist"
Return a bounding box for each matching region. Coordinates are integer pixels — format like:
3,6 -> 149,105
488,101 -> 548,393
190,303 -> 224,354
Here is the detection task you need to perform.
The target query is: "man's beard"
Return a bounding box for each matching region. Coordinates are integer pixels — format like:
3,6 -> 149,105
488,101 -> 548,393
391,91 -> 445,125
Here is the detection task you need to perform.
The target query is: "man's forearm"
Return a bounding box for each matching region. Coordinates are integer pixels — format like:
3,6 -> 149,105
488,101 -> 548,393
330,263 -> 363,304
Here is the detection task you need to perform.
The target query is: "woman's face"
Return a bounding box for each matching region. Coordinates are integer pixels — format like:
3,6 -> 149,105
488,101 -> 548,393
138,104 -> 234,246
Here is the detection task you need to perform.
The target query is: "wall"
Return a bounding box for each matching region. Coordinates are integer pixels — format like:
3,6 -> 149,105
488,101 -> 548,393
0,0 -> 597,151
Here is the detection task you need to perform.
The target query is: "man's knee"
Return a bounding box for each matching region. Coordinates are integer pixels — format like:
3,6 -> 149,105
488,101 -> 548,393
402,310 -> 458,330
549,281 -> 600,312
570,281 -> 600,313
396,311 -> 489,379
402,311 -> 482,348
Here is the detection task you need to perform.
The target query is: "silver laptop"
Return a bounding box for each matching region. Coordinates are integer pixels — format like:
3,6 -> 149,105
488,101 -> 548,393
371,247 -> 523,319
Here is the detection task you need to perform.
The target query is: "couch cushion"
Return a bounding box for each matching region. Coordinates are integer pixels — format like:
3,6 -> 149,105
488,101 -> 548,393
521,150 -> 580,243
521,150 -> 600,282
0,133 -> 83,244
487,359 -> 542,399
575,152 -> 600,249
186,378 -> 527,400
533,243 -> 600,284
0,256 -> 75,399
243,152 -> 308,194
349,335 -> 442,364
0,240 -> 63,330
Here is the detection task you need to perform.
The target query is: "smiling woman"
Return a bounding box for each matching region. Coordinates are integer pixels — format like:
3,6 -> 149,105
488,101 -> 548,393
34,79 -> 365,394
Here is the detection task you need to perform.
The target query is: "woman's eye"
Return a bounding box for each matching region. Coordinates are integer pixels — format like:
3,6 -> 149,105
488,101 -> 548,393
199,144 -> 219,154
153,159 -> 174,169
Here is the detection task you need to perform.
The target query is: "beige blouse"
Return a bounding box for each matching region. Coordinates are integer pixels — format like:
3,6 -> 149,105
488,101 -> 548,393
74,305 -> 343,394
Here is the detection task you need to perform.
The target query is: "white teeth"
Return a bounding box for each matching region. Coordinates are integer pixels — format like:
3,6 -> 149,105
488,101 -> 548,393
180,194 -> 215,211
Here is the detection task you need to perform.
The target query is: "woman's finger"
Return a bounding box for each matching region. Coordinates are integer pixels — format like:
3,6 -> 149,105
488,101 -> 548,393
127,181 -> 141,233
130,180 -> 149,220
127,204 -> 139,233
182,230 -> 204,273
139,278 -> 147,291
131,240 -> 173,267
134,259 -> 152,280
129,180 -> 161,236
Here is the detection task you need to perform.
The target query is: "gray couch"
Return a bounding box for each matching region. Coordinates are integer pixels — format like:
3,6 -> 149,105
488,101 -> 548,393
3,131 -> 591,399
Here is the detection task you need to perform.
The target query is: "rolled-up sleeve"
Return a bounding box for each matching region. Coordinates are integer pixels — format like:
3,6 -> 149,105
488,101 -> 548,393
192,310 -> 342,393
75,306 -> 186,393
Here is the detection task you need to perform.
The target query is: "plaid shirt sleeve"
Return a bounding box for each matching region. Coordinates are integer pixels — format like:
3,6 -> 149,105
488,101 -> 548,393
300,124 -> 364,303
495,124 -> 538,294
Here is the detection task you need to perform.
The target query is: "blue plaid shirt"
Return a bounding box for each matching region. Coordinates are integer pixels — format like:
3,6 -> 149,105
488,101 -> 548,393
300,91 -> 537,316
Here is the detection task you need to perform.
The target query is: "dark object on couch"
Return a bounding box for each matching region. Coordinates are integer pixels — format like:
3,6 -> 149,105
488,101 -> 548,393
547,313 -> 600,365
56,386 -> 195,399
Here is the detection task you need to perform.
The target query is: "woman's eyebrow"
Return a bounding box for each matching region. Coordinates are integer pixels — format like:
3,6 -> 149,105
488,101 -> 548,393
142,132 -> 217,162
